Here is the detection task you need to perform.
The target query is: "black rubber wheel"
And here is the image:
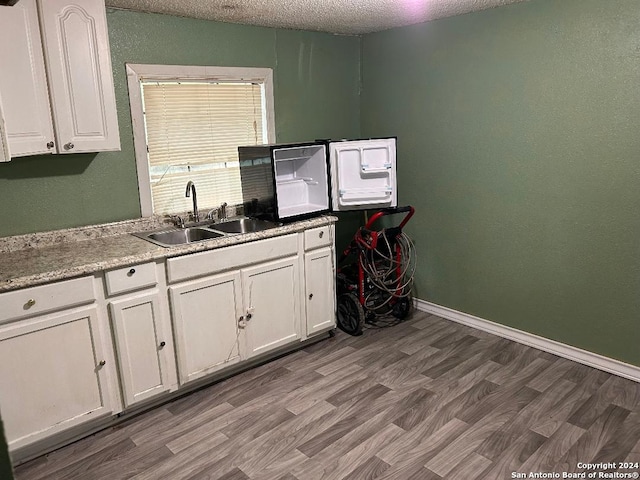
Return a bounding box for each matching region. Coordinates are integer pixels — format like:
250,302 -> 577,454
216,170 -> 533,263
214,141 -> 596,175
391,296 -> 412,320
337,293 -> 365,336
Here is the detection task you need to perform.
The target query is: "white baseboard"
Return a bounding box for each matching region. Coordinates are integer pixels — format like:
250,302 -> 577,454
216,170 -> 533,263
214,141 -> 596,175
414,298 -> 640,384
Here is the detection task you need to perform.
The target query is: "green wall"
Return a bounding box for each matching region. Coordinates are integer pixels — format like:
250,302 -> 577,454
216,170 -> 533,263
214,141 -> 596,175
0,9 -> 360,237
361,0 -> 640,366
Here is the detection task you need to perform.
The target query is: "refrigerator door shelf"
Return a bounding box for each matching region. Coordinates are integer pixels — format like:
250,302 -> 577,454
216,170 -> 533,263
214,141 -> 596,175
338,188 -> 393,208
361,163 -> 392,173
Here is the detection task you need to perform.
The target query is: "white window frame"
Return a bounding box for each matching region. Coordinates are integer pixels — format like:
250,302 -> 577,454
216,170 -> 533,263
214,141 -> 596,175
126,64 -> 276,217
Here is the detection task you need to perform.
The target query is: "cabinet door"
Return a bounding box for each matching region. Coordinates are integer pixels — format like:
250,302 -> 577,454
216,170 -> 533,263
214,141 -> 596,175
0,91 -> 9,162
242,256 -> 301,357
304,247 -> 336,336
109,291 -> 173,407
38,0 -> 120,153
169,272 -> 243,385
0,0 -> 55,157
0,306 -> 114,450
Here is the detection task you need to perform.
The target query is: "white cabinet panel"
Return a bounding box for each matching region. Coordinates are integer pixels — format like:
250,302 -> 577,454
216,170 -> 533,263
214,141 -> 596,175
242,256 -> 300,357
0,0 -> 55,157
0,276 -> 95,324
167,234 -> 298,283
0,94 -> 8,162
304,247 -> 336,336
304,226 -> 331,251
38,0 -> 120,153
109,291 -> 172,407
105,262 -> 158,297
0,306 -> 114,450
169,271 -> 243,385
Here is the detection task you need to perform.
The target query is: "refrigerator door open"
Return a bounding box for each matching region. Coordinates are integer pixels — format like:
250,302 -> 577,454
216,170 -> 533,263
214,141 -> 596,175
239,142 -> 330,222
329,138 -> 397,211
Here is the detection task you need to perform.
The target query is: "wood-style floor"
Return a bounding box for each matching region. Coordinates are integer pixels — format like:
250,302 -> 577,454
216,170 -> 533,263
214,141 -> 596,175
14,311 -> 640,480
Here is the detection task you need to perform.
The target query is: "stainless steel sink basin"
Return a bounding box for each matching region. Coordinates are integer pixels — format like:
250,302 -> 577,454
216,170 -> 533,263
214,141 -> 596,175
210,218 -> 281,234
134,217 -> 281,247
135,227 -> 223,248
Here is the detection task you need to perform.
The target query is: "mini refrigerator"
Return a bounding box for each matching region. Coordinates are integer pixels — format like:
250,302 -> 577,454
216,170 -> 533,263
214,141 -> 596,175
238,138 -> 397,222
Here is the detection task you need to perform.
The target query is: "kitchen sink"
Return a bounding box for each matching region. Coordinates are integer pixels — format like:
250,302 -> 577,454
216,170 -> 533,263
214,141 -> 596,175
134,217 -> 282,248
135,227 -> 224,248
210,218 -> 281,234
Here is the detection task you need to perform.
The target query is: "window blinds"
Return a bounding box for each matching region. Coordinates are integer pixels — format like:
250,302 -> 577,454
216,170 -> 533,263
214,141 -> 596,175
141,81 -> 265,215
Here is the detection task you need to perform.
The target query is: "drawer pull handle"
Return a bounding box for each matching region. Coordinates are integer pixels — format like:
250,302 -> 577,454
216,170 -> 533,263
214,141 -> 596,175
309,293 -> 313,300
128,268 -> 136,276
25,299 -> 36,308
159,341 -> 166,348
319,231 -> 324,238
98,360 -> 106,367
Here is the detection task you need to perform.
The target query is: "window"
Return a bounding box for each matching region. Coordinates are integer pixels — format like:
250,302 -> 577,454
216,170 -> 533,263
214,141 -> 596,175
126,64 -> 275,217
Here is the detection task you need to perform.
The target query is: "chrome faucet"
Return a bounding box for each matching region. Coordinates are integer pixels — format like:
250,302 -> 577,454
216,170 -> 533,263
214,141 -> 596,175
218,202 -> 228,221
185,181 -> 199,222
206,202 -> 228,222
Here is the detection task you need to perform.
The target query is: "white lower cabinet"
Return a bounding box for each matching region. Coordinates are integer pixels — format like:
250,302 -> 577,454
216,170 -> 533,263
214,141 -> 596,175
0,306 -> 115,451
304,247 -> 336,336
242,256 -> 301,357
109,290 -> 174,407
169,254 -> 301,385
1,224 -> 336,458
169,271 -> 243,385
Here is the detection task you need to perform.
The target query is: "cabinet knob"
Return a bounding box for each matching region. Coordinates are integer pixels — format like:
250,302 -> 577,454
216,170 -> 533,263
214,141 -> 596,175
128,268 -> 136,276
64,142 -> 74,150
46,141 -> 55,149
25,298 -> 36,308
309,293 -> 313,300
246,313 -> 252,320
319,231 -> 324,238
159,341 -> 166,348
98,360 -> 106,367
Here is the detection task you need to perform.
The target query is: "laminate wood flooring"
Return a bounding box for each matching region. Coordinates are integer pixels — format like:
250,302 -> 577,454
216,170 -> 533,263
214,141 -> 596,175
13,312 -> 640,480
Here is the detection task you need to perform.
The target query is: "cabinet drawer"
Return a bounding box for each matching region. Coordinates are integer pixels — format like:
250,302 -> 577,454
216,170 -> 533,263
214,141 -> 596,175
104,262 -> 157,296
304,226 -> 332,251
167,234 -> 298,283
0,276 -> 95,324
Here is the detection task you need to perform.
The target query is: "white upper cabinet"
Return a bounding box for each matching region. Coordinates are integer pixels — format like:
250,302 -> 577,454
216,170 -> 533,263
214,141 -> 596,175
0,91 -> 10,162
38,0 -> 120,153
0,0 -> 120,158
0,0 -> 56,157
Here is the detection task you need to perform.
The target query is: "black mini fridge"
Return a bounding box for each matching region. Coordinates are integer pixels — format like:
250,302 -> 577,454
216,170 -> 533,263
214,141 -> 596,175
238,138 -> 397,222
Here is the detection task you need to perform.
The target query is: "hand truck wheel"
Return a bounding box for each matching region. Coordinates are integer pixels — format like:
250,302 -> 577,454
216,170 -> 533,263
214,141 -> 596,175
336,293 -> 365,336
391,296 -> 413,320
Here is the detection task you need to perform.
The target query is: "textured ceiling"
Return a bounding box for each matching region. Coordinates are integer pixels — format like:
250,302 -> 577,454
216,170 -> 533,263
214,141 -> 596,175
105,0 -> 529,35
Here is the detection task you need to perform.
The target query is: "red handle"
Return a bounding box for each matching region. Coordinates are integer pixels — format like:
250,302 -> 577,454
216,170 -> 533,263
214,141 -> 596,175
364,206 -> 415,230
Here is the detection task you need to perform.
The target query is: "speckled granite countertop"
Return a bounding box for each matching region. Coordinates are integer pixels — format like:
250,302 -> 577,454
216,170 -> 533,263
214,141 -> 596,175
0,216 -> 337,293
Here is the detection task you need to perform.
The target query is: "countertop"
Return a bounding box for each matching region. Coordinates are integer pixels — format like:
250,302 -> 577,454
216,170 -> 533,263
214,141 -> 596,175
0,216 -> 337,293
